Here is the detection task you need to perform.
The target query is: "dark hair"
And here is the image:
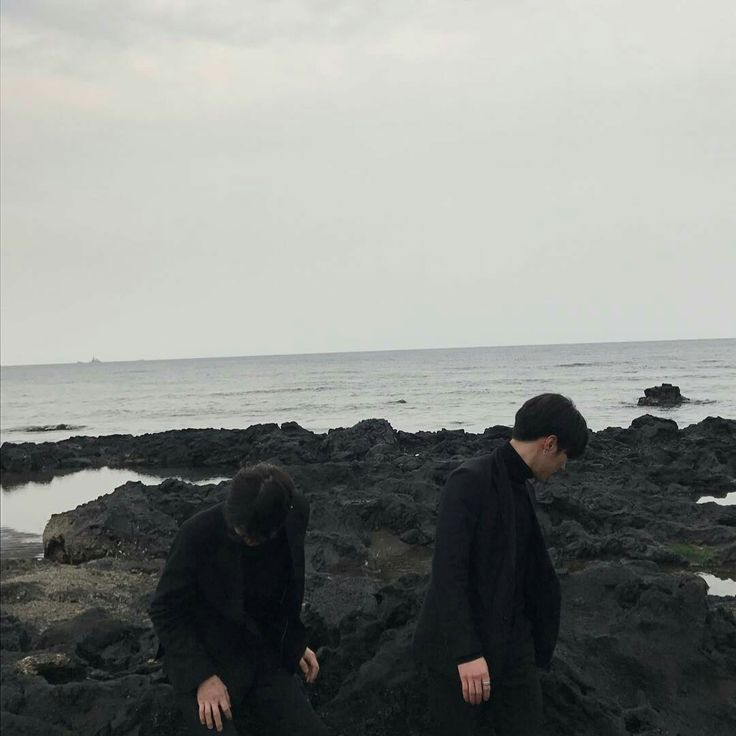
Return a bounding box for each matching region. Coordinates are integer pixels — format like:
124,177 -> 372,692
225,463 -> 295,541
512,393 -> 588,459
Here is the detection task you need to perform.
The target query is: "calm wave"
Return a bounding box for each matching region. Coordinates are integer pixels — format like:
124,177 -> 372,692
1,339 -> 734,443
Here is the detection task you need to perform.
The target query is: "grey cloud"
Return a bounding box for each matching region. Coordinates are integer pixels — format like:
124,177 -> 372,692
1,0 -> 422,47
1,1 -> 735,364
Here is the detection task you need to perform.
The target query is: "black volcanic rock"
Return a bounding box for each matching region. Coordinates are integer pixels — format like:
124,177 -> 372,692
43,479 -> 228,564
38,607 -> 154,674
544,562 -> 736,736
1,417 -> 736,735
637,382 -> 689,406
323,419 -> 399,461
0,613 -> 32,652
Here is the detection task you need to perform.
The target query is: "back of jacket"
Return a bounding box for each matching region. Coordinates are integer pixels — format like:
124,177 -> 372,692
413,450 -> 560,680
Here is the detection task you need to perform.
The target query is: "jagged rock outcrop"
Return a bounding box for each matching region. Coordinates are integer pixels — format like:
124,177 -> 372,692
1,416 -> 735,735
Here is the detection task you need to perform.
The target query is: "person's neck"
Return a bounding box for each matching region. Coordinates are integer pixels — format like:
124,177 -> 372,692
509,438 -> 540,475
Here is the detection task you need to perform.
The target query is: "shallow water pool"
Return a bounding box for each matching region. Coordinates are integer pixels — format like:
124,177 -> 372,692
0,466 -> 228,558
698,572 -> 736,597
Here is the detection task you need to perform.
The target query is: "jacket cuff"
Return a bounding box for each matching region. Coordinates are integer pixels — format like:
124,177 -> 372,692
167,657 -> 217,694
450,630 -> 483,663
456,652 -> 483,665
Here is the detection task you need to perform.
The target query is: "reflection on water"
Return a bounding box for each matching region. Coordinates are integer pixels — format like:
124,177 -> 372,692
367,530 -> 433,580
0,466 -> 229,558
698,573 -> 736,597
0,527 -> 43,559
325,530 -> 433,582
697,492 -> 736,506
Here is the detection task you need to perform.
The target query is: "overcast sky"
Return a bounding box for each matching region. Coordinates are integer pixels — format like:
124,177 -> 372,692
2,1 -> 735,365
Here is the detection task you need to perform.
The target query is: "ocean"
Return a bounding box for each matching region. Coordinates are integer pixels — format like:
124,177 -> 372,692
1,338 -> 734,445
1,338 -> 734,578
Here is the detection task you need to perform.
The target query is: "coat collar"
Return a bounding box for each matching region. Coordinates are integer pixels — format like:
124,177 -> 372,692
490,448 -> 545,567
490,446 -> 515,528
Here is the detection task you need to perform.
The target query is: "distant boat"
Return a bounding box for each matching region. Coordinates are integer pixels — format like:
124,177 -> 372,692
90,356 -> 102,363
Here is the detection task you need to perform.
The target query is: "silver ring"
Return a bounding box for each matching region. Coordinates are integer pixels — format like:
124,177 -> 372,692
482,680 -> 491,686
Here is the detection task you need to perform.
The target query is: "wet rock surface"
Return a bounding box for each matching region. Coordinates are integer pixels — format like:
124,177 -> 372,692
1,416 -> 735,735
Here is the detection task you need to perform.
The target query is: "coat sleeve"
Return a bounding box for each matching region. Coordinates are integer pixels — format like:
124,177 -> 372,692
296,495 -> 309,607
149,525 -> 217,693
280,493 -> 310,668
431,467 -> 488,662
293,493 -> 309,649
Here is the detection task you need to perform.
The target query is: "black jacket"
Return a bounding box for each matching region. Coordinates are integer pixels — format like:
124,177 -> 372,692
413,449 -> 560,679
149,494 -> 309,693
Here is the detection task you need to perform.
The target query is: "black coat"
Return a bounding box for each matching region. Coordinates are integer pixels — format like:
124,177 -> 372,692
149,494 -> 309,694
413,449 -> 560,680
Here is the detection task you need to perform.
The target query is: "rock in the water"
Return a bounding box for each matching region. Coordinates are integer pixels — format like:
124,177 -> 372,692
638,382 -> 689,406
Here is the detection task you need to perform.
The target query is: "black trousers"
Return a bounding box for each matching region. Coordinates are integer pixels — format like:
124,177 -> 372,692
424,637 -> 543,736
175,642 -> 330,736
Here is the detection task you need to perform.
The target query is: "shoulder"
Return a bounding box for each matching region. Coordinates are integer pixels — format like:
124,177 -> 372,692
441,451 -> 503,505
448,452 -> 497,484
178,502 -> 227,543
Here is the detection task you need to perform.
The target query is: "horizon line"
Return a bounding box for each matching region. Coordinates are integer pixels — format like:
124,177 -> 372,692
2,335 -> 734,369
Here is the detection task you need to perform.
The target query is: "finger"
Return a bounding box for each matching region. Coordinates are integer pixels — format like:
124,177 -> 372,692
222,700 -> 233,721
299,658 -> 309,675
213,704 -> 223,733
204,703 -> 214,730
461,676 -> 470,703
199,701 -> 206,726
482,679 -> 492,702
223,688 -> 231,710
471,678 -> 481,705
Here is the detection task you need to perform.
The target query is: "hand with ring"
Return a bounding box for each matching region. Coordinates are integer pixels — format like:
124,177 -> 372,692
457,657 -> 492,705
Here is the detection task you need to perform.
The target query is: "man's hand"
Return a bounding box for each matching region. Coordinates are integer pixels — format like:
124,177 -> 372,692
457,657 -> 491,705
197,675 -> 232,732
299,647 -> 320,683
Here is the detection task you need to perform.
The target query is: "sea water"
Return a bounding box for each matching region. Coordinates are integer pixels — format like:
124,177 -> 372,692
2,338 -> 734,444
2,338 -> 734,567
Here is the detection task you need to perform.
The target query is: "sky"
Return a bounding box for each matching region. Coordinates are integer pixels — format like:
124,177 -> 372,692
1,0 -> 735,365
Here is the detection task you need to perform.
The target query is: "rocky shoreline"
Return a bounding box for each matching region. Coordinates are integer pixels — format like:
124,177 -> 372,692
1,416 -> 735,735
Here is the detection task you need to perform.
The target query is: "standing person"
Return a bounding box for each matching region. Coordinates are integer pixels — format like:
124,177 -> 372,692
150,463 -> 330,735
413,394 -> 588,736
